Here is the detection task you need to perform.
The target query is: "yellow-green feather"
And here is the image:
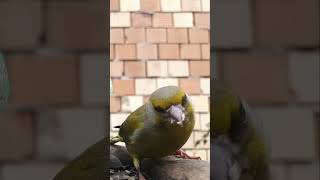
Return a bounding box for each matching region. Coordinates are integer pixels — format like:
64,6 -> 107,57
212,79 -> 240,137
212,78 -> 270,179
53,138 -> 107,180
118,86 -> 194,161
119,105 -> 146,144
150,86 -> 185,110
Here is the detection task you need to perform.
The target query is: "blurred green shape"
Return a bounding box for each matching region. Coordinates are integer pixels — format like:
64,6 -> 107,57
0,52 -> 10,110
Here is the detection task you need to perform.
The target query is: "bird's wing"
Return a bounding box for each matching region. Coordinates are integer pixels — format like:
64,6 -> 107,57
53,138 -> 107,180
119,104 -> 150,144
0,53 -> 10,108
240,98 -> 271,153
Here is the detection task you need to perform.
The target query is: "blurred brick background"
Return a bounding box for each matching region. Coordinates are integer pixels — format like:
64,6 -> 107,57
0,1 -> 107,179
110,0 -> 211,161
213,0 -> 319,179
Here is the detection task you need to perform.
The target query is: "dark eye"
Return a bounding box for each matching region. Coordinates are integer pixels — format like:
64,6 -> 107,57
182,94 -> 188,106
154,106 -> 166,113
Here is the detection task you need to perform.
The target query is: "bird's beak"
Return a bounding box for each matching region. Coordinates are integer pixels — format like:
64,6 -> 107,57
168,105 -> 185,126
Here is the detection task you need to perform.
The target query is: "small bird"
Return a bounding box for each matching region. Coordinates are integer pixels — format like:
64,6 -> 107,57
0,52 -> 10,111
52,138 -> 107,180
211,78 -> 270,180
111,86 -> 195,179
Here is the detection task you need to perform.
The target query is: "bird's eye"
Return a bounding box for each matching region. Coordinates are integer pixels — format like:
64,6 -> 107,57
155,106 -> 166,113
182,94 -> 188,106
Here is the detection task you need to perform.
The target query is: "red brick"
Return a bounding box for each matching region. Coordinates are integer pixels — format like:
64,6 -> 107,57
189,29 -> 209,43
201,44 -> 210,59
167,28 -> 188,43
125,28 -> 146,43
189,61 -> 210,76
195,13 -> 210,29
110,96 -> 121,112
219,52 -> 290,103
0,2 -> 41,49
110,61 -> 123,77
179,78 -> 201,94
146,28 -> 167,43
46,2 -> 107,49
159,44 -> 179,59
112,79 -> 135,95
132,13 -> 152,27
254,0 -> 319,47
110,28 -> 124,44
181,44 -> 201,59
115,44 -> 136,60
141,0 -> 160,12
7,55 -> 80,106
153,13 -> 173,27
137,43 -> 158,60
110,0 -> 119,11
124,61 -> 146,77
0,112 -> 33,160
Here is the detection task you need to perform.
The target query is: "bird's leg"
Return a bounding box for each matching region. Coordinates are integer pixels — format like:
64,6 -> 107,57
133,157 -> 145,180
174,149 -> 201,160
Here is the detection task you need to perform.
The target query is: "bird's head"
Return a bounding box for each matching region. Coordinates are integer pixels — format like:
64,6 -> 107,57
211,78 -> 241,137
149,86 -> 193,126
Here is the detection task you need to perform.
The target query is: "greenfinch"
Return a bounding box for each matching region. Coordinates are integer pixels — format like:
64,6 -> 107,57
52,138 -> 107,180
211,78 -> 270,180
111,86 -> 195,179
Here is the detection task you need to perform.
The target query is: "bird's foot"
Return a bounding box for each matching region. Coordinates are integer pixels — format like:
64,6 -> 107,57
174,149 -> 201,160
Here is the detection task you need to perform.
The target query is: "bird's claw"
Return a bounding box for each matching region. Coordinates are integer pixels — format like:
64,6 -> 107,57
174,150 -> 201,160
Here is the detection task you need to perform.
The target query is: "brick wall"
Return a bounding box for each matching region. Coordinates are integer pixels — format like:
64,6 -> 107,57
110,0 -> 211,160
213,0 -> 319,179
0,1 -> 106,179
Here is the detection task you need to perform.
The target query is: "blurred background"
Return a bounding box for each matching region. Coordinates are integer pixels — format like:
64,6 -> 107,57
109,0 -> 211,161
212,0 -> 319,179
0,1 -> 107,179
